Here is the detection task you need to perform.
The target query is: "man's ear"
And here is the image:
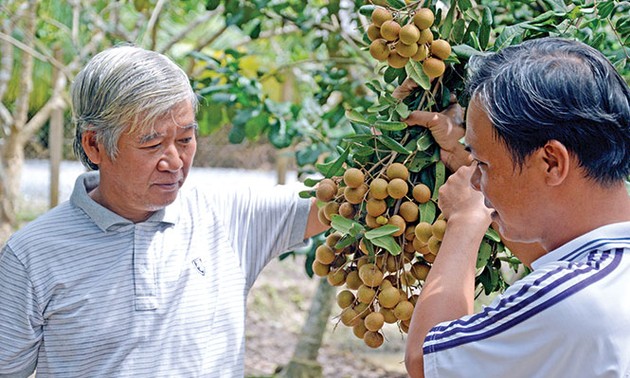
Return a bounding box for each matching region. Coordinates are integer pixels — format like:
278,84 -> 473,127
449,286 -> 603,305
81,130 -> 102,166
539,140 -> 571,186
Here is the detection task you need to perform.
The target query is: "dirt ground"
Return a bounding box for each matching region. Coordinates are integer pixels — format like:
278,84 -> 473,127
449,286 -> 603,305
245,256 -> 409,378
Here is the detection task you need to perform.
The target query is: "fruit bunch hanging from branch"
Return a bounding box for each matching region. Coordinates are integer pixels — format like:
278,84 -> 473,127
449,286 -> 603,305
301,0 -> 522,349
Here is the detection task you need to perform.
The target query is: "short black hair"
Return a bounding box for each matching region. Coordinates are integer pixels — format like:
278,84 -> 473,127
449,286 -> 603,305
466,37 -> 630,186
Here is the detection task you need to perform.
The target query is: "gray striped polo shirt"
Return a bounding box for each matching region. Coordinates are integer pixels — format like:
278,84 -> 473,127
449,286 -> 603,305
0,171 -> 310,377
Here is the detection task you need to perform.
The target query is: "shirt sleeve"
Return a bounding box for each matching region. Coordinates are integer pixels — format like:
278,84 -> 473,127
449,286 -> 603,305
0,245 -> 42,376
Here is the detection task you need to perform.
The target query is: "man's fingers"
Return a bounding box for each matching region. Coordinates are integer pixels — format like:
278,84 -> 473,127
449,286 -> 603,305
392,77 -> 419,100
404,110 -> 442,128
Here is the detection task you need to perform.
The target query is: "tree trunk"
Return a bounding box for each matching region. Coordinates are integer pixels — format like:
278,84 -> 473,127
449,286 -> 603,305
279,278 -> 336,378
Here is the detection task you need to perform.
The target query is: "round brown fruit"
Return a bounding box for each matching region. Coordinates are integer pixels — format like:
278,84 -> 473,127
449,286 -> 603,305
413,8 -> 435,30
312,260 -> 330,277
323,201 -> 339,221
315,244 -> 335,265
432,219 -> 447,240
371,7 -> 393,27
344,183 -> 368,204
353,321 -> 368,339
387,178 -> 408,199
387,51 -> 409,69
369,38 -> 390,61
430,39 -> 452,60
357,284 -> 377,304
394,300 -> 414,321
380,20 -> 401,41
337,290 -> 355,309
399,23 -> 421,45
380,307 -> 398,323
386,162 -> 409,180
412,183 -> 431,203
399,201 -> 419,222
367,24 -> 381,41
317,207 -> 331,226
411,43 -> 429,62
316,182 -> 336,202
422,57 -> 446,79
376,215 -> 389,225
414,221 -> 433,243
345,269 -> 362,290
388,215 -> 406,237
417,28 -> 434,44
394,40 -> 418,58
358,263 -> 384,287
343,167 -> 365,188
400,271 -> 417,286
378,286 -> 401,309
411,262 -> 430,281
338,202 -> 356,218
326,232 -> 342,249
427,235 -> 441,255
327,268 -> 346,286
363,331 -> 384,348
340,308 -> 361,326
364,312 -> 385,332
369,178 -> 389,200
366,198 -> 387,217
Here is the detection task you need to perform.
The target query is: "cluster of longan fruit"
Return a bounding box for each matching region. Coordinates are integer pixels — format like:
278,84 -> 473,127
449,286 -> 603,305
314,163 -> 449,348
367,6 -> 451,78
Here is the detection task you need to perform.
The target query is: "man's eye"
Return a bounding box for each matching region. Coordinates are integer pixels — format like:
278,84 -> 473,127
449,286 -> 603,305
179,137 -> 193,144
144,143 -> 161,149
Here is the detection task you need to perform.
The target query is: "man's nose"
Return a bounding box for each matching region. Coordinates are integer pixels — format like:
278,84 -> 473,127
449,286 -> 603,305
158,144 -> 183,171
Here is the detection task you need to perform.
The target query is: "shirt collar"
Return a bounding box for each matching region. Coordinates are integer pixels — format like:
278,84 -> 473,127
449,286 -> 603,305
70,171 -> 179,232
531,221 -> 630,270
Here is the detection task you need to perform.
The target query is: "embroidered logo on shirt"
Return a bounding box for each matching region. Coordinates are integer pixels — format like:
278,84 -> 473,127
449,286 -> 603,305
192,257 -> 206,276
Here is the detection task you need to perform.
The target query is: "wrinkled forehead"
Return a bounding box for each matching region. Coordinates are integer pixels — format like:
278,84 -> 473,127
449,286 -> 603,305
127,99 -> 196,137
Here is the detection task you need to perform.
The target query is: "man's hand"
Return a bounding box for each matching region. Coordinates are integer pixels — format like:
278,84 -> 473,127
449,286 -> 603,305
405,107 -> 472,172
438,164 -> 492,226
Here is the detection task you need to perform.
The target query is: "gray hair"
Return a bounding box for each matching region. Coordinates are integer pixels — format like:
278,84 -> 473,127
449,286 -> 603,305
71,45 -> 198,170
466,37 -> 630,185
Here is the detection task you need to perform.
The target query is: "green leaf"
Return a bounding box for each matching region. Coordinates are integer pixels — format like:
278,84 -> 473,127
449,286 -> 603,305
596,1 -> 616,18
541,0 -> 568,13
368,103 -> 391,113
452,44 -> 484,59
484,228 -> 502,243
406,60 -> 431,90
395,102 -> 410,119
408,151 -> 439,172
316,147 -> 350,178
299,189 -> 314,199
452,18 -> 467,43
205,0 -> 220,10
476,241 -> 493,268
458,0 -> 473,11
386,0 -> 406,9
331,215 -> 365,236
359,4 -> 376,16
379,135 -> 413,154
432,161 -> 446,200
303,178 -> 319,187
419,201 -> 436,223
370,235 -> 402,255
494,24 -> 524,51
374,120 -> 408,131
365,225 -> 400,239
416,131 -> 434,151
228,124 -> 246,144
335,234 -> 357,249
384,66 -> 404,83
345,109 -> 370,125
